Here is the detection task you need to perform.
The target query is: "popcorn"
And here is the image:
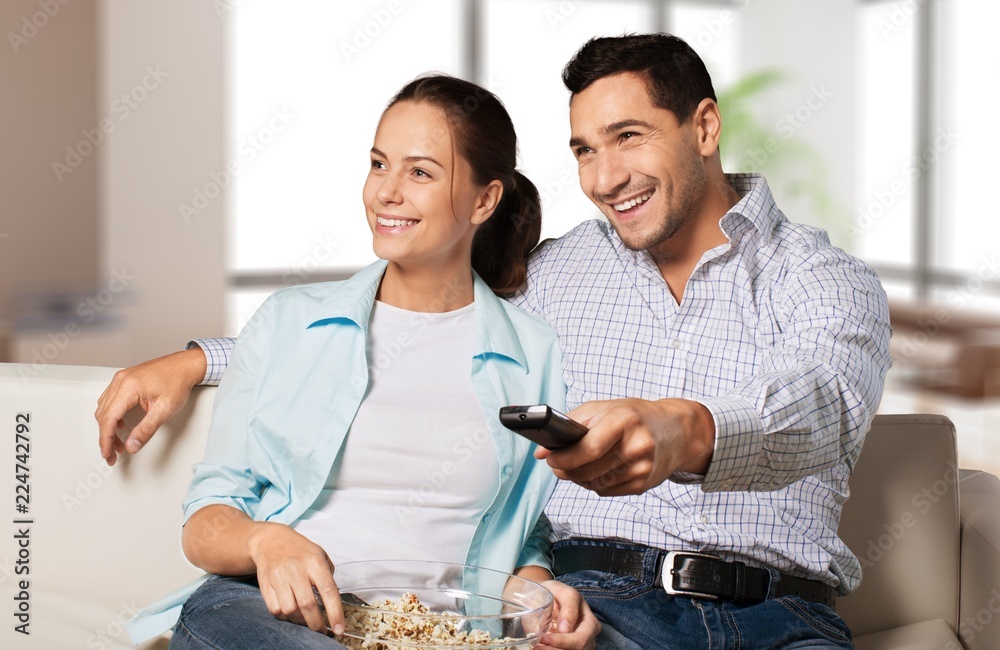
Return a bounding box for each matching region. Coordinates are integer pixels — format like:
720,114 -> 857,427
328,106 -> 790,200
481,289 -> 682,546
340,592 -> 532,649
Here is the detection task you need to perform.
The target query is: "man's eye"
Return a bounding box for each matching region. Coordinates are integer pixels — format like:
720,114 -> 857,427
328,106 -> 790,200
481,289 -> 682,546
621,132 -> 638,141
371,160 -> 386,170
574,146 -> 593,158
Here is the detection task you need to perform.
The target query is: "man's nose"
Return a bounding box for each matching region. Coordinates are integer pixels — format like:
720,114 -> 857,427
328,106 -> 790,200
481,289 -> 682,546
593,149 -> 629,200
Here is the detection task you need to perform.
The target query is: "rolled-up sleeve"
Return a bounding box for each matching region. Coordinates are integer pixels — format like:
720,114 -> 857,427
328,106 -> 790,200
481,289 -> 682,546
698,248 -> 892,492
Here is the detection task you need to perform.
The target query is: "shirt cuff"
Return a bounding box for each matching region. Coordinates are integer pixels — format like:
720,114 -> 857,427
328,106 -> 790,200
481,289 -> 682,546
186,338 -> 235,386
694,395 -> 765,492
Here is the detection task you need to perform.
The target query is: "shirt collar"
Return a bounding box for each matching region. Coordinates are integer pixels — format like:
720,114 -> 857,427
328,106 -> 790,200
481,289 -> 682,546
718,173 -> 782,244
600,173 -> 784,283
306,259 -> 528,370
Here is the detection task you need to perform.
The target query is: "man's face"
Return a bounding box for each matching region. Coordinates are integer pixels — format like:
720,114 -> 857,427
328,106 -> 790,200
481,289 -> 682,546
569,72 -> 707,252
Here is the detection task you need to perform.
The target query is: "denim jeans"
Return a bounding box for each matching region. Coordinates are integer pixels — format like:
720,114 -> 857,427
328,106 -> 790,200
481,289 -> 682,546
169,575 -> 348,649
555,541 -> 854,650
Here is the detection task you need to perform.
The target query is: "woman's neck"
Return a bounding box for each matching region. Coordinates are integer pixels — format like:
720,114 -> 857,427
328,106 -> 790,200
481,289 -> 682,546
377,261 -> 475,312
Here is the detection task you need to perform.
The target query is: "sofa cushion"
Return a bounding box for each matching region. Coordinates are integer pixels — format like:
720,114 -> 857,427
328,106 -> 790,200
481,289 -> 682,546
837,414 -> 961,637
854,618 -> 961,650
0,364 -> 215,648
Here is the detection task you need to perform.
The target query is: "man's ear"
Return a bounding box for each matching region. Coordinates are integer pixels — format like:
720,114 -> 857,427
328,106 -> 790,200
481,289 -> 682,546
471,179 -> 504,225
692,98 -> 723,158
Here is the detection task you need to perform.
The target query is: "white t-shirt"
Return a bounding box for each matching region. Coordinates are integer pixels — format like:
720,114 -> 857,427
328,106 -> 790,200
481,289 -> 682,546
292,300 -> 499,566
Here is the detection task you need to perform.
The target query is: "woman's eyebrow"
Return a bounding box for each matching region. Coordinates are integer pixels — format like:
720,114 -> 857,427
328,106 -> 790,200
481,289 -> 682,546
370,147 -> 443,168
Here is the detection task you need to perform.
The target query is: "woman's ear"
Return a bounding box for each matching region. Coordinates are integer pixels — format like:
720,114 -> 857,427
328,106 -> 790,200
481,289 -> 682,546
470,180 -> 504,225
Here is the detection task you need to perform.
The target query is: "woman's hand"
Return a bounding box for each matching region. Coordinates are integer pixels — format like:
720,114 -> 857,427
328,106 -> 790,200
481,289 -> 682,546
247,523 -> 345,636
538,580 -> 601,650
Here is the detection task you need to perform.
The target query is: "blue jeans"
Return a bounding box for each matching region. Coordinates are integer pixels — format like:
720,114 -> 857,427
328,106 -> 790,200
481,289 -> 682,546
169,575 -> 348,649
555,541 -> 854,650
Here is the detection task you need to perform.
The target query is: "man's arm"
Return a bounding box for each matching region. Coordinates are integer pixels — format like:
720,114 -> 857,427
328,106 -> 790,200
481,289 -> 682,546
95,337 -> 236,465
540,250 -> 892,495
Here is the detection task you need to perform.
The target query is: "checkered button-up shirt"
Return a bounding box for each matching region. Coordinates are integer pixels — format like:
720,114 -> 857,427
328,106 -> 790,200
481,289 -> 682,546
508,174 -> 892,593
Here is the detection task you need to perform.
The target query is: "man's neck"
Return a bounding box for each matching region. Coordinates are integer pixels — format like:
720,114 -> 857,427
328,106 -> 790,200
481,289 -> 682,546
649,174 -> 742,303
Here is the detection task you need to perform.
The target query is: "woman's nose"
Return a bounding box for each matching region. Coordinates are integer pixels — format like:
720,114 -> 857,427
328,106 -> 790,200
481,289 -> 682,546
376,173 -> 402,205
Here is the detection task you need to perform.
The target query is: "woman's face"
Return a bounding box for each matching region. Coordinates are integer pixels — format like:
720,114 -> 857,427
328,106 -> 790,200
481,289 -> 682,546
363,101 -> 489,272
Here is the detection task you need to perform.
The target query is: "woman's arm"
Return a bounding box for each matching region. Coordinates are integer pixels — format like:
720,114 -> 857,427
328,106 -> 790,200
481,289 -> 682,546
182,504 -> 346,636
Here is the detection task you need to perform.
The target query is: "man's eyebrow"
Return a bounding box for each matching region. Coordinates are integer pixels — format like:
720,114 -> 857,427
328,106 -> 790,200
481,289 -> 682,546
602,119 -> 653,136
370,147 -> 444,167
569,119 -> 654,149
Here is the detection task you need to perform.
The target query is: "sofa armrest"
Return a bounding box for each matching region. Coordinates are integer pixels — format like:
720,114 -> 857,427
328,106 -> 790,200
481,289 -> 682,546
958,469 -> 1000,650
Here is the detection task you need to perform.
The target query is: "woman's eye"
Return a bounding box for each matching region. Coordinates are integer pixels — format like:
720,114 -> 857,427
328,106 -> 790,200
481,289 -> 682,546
370,160 -> 386,170
412,168 -> 430,178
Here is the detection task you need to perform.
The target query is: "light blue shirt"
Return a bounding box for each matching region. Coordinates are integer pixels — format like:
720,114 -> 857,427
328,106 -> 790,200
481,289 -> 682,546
126,260 -> 566,644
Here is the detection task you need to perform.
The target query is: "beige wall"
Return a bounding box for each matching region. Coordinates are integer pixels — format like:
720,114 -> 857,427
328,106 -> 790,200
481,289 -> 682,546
2,0 -> 227,368
0,0 -> 99,362
99,0 -> 226,365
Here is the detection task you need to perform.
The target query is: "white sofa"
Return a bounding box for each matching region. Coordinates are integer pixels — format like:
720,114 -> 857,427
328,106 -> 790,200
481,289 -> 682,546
1,363 -> 998,649
0,364 -> 211,649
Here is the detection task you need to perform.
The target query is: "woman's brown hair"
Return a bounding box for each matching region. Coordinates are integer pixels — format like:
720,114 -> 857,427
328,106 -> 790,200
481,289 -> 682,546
387,75 -> 542,296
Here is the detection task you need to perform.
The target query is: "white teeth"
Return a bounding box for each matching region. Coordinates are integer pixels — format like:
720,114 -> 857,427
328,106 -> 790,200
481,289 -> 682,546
613,191 -> 653,212
377,216 -> 418,227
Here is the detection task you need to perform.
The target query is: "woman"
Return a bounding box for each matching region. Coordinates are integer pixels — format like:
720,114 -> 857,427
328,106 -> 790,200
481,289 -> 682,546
126,75 -> 599,650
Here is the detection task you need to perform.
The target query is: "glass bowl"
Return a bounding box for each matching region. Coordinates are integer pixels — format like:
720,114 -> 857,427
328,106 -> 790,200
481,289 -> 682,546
333,560 -> 554,649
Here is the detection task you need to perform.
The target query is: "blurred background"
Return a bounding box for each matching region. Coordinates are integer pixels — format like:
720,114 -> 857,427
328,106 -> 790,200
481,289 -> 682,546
1,0 -> 998,473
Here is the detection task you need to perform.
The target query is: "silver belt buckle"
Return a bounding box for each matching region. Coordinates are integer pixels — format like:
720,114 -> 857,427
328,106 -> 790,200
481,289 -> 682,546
661,551 -> 721,600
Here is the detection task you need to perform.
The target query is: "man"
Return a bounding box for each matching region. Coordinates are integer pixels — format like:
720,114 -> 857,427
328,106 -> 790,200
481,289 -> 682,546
98,35 -> 891,648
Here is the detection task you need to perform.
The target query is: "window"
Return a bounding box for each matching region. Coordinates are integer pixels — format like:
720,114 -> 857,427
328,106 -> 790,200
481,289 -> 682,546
855,0 -> 1000,310
237,2 -> 1000,335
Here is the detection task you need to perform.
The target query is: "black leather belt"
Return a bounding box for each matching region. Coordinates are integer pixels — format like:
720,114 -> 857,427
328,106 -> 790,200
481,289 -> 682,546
553,544 -> 837,608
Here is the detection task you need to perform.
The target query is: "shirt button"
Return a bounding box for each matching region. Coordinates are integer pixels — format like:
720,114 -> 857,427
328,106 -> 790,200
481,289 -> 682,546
699,514 -> 710,524
671,338 -> 683,349
503,466 -> 512,477
482,514 -> 491,523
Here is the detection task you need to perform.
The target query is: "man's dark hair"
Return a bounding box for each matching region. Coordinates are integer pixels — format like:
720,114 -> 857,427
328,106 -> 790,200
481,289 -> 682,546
562,33 -> 717,123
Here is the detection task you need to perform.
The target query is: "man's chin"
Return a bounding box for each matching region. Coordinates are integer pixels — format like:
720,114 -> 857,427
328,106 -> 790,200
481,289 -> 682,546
607,219 -> 659,252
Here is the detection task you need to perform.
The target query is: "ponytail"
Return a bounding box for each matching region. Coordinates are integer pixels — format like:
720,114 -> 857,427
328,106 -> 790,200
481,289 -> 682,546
471,171 -> 542,296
